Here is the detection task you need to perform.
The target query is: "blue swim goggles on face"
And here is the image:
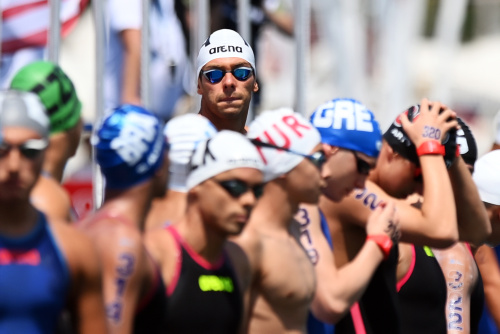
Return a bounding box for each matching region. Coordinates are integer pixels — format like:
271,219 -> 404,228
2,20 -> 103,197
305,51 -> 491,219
202,66 -> 253,84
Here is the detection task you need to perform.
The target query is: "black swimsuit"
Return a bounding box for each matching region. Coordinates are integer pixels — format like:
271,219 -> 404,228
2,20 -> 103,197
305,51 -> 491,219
164,226 -> 242,334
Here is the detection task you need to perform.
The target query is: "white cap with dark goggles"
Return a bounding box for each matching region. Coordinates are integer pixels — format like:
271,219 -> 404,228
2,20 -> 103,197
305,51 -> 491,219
187,130 -> 264,190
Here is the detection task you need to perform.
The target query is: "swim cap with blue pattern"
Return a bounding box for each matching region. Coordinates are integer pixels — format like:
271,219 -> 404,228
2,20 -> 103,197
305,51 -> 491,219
310,98 -> 382,158
92,104 -> 167,189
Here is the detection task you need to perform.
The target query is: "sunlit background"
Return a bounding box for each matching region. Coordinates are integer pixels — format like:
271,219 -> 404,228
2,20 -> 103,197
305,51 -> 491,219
58,0 -> 500,157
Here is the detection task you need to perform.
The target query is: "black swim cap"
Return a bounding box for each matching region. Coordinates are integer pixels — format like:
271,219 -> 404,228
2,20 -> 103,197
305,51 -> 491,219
383,104 -> 457,168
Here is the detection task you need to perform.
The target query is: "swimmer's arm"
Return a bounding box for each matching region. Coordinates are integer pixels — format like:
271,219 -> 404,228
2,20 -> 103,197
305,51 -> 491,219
399,99 -> 459,246
263,7 -> 294,36
230,230 -> 262,334
300,205 -> 386,323
226,241 -> 254,334
475,245 -> 500,329
70,232 -> 107,334
97,226 -> 146,334
436,246 -> 471,333
30,177 -> 73,223
331,183 -> 457,248
448,156 -> 491,244
412,155 -> 458,247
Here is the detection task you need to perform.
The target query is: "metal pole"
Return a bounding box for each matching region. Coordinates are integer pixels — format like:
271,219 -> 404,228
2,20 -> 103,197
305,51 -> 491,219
237,0 -> 255,123
197,0 -> 210,61
237,0 -> 251,41
190,0 -> 210,73
92,0 -> 107,209
294,0 -> 310,116
190,0 -> 210,110
141,0 -> 151,109
48,0 -> 61,63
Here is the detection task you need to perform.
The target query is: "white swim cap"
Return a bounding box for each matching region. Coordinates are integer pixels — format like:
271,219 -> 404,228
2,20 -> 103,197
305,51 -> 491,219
165,114 -> 217,192
247,108 -> 321,182
187,130 -> 264,190
473,150 -> 500,205
196,29 -> 256,78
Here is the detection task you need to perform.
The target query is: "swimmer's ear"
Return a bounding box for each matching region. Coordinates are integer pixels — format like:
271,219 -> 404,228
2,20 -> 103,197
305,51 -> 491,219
322,144 -> 339,156
197,76 -> 203,94
253,80 -> 259,93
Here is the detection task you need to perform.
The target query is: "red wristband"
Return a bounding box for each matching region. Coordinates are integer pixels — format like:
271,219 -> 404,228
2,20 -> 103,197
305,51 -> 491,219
456,144 -> 461,157
416,140 -> 445,157
366,235 -> 393,260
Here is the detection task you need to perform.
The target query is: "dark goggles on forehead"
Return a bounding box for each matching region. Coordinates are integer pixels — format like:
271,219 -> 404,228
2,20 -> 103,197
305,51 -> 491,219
0,138 -> 48,159
202,66 -> 253,84
347,149 -> 373,175
250,139 -> 327,170
216,179 -> 265,199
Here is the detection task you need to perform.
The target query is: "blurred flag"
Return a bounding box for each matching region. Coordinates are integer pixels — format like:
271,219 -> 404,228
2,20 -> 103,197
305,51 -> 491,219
1,0 -> 89,53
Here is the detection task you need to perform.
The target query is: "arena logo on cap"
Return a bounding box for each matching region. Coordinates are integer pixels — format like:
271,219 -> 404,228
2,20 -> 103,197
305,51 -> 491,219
209,45 -> 243,54
194,140 -> 260,169
110,113 -> 160,169
312,99 -> 375,132
253,114 -> 312,163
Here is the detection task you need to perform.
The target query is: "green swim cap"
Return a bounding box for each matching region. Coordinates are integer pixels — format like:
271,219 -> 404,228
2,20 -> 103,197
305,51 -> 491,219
10,61 -> 82,134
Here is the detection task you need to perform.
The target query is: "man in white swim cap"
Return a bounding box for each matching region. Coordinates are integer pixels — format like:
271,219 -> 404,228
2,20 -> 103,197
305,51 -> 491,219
144,130 -> 265,333
196,29 -> 258,134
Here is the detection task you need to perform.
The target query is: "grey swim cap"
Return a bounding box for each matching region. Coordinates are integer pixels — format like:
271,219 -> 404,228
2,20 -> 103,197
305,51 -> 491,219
0,90 -> 50,139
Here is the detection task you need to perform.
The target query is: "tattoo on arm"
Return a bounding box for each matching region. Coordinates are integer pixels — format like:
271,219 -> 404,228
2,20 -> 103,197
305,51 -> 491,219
106,253 -> 136,324
297,208 -> 320,265
355,188 -> 384,211
447,269 -> 464,331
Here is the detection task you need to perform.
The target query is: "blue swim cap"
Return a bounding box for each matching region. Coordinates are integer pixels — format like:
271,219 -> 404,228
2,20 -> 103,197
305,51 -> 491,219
92,104 -> 167,189
310,98 -> 382,157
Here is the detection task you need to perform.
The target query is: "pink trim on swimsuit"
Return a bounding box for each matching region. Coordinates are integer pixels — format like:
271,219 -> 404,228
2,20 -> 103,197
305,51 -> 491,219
165,226 -> 182,297
167,225 -> 224,270
465,242 -> 473,256
165,226 -> 225,296
350,302 -> 367,334
396,244 -> 416,292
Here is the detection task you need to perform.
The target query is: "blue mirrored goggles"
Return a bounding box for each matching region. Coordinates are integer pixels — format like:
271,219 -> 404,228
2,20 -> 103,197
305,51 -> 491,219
202,67 -> 253,84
